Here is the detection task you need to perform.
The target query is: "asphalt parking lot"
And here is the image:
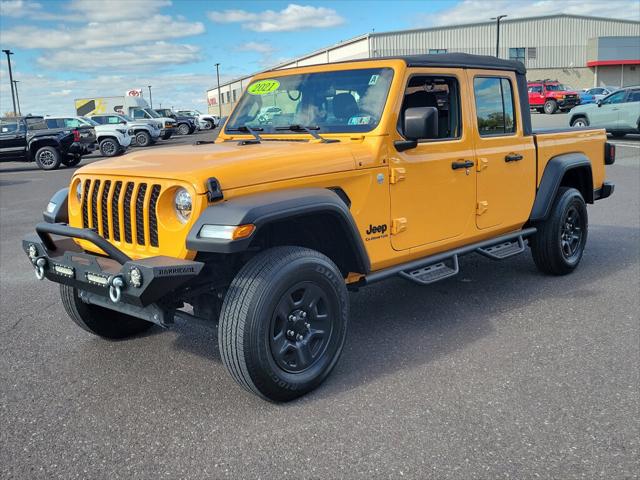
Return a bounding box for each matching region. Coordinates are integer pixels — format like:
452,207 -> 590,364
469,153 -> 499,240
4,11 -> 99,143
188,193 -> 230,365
1,115 -> 638,479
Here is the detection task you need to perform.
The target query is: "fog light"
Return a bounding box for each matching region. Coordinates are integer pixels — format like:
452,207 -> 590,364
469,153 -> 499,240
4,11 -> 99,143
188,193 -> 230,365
28,244 -> 38,260
53,264 -> 74,278
129,267 -> 143,288
86,272 -> 109,286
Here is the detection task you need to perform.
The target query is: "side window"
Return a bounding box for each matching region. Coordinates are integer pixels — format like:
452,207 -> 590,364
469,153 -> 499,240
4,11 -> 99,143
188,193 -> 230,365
0,120 -> 19,133
398,75 -> 462,140
132,109 -> 145,119
64,119 -> 81,128
528,86 -> 542,94
473,77 -> 516,136
627,90 -> 640,102
602,91 -> 626,105
92,116 -> 104,124
45,119 -> 60,129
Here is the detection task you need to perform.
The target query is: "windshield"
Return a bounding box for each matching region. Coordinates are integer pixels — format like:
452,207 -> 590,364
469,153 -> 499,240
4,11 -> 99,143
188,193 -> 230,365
545,84 -> 569,91
226,67 -> 394,134
120,114 -> 134,122
146,109 -> 161,118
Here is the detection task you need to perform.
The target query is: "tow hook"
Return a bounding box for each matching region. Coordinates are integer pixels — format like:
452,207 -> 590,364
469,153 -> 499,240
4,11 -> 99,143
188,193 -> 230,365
34,257 -> 47,280
109,276 -> 125,303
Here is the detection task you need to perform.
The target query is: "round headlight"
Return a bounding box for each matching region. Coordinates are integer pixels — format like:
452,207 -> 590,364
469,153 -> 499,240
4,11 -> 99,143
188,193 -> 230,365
174,188 -> 192,222
76,181 -> 82,201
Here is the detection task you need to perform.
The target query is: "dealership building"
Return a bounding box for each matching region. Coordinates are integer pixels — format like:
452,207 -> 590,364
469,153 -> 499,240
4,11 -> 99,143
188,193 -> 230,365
207,14 -> 640,116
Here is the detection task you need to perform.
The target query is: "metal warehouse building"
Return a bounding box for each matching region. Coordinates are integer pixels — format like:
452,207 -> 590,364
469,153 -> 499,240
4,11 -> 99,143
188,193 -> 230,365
208,14 -> 640,116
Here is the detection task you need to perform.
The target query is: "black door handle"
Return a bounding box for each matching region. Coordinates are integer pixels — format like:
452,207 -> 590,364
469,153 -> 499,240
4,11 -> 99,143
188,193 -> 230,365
505,153 -> 523,162
451,160 -> 474,170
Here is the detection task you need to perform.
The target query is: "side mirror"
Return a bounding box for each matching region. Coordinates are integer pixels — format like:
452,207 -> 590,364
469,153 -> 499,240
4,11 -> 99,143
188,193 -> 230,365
395,106 -> 438,152
120,120 -> 127,124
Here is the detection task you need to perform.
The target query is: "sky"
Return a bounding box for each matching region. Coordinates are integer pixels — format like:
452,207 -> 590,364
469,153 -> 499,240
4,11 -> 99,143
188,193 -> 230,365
0,0 -> 638,116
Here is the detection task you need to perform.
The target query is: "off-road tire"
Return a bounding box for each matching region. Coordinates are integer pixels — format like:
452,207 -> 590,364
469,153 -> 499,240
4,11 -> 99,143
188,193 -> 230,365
177,123 -> 190,135
34,146 -> 61,170
530,187 -> 588,275
571,116 -> 589,127
219,246 -> 349,402
135,131 -> 151,147
60,285 -> 153,339
544,99 -> 558,114
61,155 -> 82,167
99,138 -> 120,157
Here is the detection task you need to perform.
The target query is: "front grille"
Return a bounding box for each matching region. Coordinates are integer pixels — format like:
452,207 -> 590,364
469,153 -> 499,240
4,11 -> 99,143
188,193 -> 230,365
80,178 -> 161,248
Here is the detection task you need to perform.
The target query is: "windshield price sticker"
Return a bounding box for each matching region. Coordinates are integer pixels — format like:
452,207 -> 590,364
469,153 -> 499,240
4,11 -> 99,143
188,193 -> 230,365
348,116 -> 372,125
248,79 -> 281,95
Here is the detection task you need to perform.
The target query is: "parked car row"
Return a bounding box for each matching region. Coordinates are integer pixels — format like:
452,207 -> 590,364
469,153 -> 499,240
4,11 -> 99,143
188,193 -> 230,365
569,85 -> 640,138
0,107 -> 219,170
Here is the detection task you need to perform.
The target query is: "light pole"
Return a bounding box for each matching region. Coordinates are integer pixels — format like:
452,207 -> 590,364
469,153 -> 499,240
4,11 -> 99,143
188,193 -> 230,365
12,80 -> 21,116
491,15 -> 507,58
2,49 -> 17,116
147,85 -> 153,108
215,63 -> 222,118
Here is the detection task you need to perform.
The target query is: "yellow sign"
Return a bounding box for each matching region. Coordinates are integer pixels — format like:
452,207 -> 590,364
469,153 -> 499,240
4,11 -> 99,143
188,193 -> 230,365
247,79 -> 280,95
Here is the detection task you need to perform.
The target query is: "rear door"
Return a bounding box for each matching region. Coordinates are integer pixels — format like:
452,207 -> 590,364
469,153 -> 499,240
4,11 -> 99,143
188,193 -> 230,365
595,90 -> 626,128
528,85 -> 544,106
468,71 -> 536,231
619,89 -> 640,130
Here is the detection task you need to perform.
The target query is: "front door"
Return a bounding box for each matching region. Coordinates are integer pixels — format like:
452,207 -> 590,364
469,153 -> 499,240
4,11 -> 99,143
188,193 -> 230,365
468,72 -> 536,231
0,119 -> 27,159
389,69 -> 476,251
528,85 -> 544,107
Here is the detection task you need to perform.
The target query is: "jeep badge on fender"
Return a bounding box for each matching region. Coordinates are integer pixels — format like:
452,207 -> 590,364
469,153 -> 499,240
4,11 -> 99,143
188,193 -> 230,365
22,53 -> 614,402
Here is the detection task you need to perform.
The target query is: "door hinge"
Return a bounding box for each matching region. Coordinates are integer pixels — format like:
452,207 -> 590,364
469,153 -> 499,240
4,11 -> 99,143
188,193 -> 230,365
476,201 -> 489,215
389,167 -> 406,184
391,217 -> 407,235
476,158 -> 489,172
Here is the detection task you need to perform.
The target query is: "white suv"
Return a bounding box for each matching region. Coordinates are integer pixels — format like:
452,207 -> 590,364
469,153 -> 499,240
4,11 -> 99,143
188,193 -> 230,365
177,109 -> 219,130
46,116 -> 132,157
89,114 -> 161,148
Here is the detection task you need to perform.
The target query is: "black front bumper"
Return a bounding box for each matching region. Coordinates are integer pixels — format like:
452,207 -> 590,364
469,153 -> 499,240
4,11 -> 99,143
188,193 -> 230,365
23,223 -> 203,325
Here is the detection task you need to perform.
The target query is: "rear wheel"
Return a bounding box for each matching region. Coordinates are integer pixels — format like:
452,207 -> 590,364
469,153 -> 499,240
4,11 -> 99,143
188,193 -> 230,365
571,117 -> 589,127
60,285 -> 154,339
219,246 -> 348,402
544,99 -> 558,114
99,138 -> 120,157
530,187 -> 588,275
135,131 -> 151,147
203,119 -> 213,130
34,146 -> 61,170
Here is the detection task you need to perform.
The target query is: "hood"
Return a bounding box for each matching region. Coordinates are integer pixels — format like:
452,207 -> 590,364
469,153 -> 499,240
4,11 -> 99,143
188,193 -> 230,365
76,140 -> 366,193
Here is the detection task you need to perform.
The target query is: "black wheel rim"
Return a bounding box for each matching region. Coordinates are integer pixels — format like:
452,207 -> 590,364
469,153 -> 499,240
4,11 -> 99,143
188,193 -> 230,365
560,206 -> 584,259
103,141 -> 116,155
38,150 -> 55,167
136,133 -> 148,145
269,281 -> 334,373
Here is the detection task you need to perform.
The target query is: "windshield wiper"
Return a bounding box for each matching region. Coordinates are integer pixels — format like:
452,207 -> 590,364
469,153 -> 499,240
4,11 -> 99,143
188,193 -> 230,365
226,125 -> 263,145
275,125 -> 339,143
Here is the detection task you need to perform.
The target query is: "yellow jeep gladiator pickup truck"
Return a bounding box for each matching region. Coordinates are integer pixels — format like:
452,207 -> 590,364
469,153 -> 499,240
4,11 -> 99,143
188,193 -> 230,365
23,53 -> 615,401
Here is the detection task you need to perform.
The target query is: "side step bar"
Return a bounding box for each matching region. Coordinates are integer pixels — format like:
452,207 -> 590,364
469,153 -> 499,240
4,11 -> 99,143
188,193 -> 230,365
362,228 -> 536,286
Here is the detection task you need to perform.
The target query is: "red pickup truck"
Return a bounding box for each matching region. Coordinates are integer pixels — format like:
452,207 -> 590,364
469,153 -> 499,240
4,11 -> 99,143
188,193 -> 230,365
528,81 -> 580,114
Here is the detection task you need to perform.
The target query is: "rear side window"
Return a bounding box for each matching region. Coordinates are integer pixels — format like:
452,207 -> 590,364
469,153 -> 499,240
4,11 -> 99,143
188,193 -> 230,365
474,77 -> 516,136
627,90 -> 640,102
0,120 -> 19,133
46,119 -> 62,128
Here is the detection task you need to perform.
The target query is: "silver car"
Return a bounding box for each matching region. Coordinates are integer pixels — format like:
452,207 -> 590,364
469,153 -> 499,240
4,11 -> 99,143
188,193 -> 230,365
570,86 -> 640,138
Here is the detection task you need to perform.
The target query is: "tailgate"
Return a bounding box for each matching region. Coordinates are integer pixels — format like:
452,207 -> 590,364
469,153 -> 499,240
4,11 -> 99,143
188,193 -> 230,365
533,128 -> 607,189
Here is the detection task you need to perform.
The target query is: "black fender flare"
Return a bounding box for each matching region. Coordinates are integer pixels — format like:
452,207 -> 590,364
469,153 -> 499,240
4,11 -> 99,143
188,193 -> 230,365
43,188 -> 69,224
529,153 -> 593,222
186,188 -> 370,273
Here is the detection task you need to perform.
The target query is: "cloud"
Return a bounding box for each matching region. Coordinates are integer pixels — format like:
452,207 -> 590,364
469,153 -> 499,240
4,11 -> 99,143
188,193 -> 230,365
0,0 -> 43,17
426,0 -> 640,26
1,15 -> 204,50
235,41 -> 276,54
65,0 -> 172,21
207,3 -> 344,32
0,67 -> 227,116
37,42 -> 201,72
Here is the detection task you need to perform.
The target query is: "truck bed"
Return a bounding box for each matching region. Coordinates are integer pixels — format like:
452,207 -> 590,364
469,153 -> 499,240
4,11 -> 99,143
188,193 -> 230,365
533,127 -> 607,191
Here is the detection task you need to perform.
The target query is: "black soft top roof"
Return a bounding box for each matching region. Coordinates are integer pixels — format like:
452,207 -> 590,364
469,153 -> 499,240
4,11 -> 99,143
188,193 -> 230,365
398,53 -> 526,75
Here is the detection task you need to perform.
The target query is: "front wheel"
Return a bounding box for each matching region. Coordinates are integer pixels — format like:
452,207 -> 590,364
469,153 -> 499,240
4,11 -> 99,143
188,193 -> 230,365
99,138 -> 120,157
530,187 -> 588,275
60,285 -> 154,339
134,131 -> 151,147
571,117 -> 589,127
219,247 -> 349,402
177,123 -> 190,135
544,99 -> 558,114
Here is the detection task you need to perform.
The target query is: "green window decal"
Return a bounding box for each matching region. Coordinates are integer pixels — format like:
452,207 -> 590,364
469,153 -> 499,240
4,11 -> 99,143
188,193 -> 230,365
247,79 -> 281,95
